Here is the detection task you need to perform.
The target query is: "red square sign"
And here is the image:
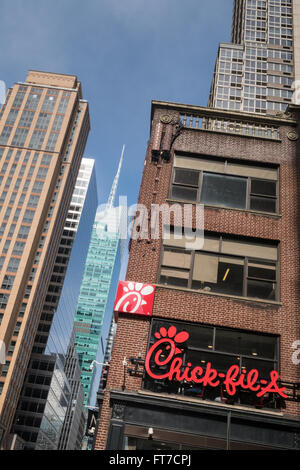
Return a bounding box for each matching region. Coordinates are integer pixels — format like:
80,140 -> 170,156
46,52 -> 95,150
114,281 -> 155,317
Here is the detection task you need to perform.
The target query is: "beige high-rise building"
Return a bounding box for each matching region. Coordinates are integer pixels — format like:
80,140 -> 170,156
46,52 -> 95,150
0,71 -> 90,447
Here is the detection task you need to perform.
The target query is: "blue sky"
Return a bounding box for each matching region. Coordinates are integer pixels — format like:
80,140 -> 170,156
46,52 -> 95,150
0,0 -> 232,208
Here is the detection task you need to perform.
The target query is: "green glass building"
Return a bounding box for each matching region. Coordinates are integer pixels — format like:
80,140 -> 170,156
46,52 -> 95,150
73,147 -> 124,406
73,217 -> 119,405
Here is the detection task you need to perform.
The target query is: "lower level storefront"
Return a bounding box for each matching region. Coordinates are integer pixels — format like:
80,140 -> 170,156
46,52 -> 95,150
99,390 -> 300,450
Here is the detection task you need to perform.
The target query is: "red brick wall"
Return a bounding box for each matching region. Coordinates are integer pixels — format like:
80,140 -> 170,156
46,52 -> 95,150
94,106 -> 300,450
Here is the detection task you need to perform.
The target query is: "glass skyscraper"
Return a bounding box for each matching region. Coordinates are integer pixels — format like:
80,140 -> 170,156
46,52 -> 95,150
58,333 -> 86,450
44,158 -> 98,358
209,0 -> 295,114
74,149 -> 124,407
73,212 -> 120,407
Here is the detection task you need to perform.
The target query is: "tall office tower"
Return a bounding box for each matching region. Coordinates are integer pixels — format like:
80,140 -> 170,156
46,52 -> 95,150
58,333 -> 86,450
74,151 -> 124,407
0,71 -> 90,448
90,317 -> 116,446
33,158 -> 97,357
209,0 -> 297,114
11,158 -> 97,449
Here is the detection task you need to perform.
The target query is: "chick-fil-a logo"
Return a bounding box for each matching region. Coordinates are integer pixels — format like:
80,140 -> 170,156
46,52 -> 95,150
145,325 -> 288,399
114,281 -> 155,317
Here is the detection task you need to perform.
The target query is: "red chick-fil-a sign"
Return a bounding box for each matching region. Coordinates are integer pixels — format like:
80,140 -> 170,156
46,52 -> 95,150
114,281 -> 155,317
145,325 -> 288,399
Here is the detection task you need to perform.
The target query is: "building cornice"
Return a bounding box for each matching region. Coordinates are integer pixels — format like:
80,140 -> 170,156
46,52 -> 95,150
151,100 -> 297,127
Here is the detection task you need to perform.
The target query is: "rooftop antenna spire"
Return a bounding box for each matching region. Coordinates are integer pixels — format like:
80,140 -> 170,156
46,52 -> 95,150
107,144 -> 125,210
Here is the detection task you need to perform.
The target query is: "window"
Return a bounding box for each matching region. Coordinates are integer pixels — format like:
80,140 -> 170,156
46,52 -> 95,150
1,275 -> 15,290
17,225 -> 30,240
250,178 -> 277,211
201,173 -> 247,209
7,224 -> 16,237
23,179 -> 30,191
144,319 -> 280,406
11,91 -> 26,109
0,126 -> 13,145
0,192 -> 7,204
57,95 -> 70,114
18,165 -> 26,176
268,88 -> 292,99
2,240 -> 11,254
51,114 -> 64,132
144,319 -> 280,409
36,167 -> 48,179
159,229 -> 278,301
35,112 -> 51,130
5,109 -> 19,126
29,268 -> 37,282
268,62 -> 292,73
24,93 -> 41,110
268,75 -> 293,86
18,194 -> 25,205
33,251 -> 41,265
22,210 -> 35,224
171,155 -> 278,214
41,153 -> 52,166
45,132 -> 59,151
268,49 -> 292,61
24,285 -> 32,299
28,130 -> 46,150
27,165 -> 35,177
32,152 -> 39,164
267,101 -> 288,112
7,258 -> 20,273
13,208 -> 21,222
12,241 -> 25,256
11,128 -> 29,146
7,341 -> 16,356
8,193 -> 17,204
4,177 -> 12,189
3,207 -> 11,220
41,95 -> 57,112
18,110 -> 35,127
0,293 -> 9,309
0,223 -> 6,236
27,195 -> 40,208
32,181 -> 44,194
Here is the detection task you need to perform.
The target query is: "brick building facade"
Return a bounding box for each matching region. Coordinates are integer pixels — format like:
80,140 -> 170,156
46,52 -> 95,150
94,101 -> 300,450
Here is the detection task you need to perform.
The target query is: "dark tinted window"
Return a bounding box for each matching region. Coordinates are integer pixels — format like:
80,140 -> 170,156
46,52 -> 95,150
251,179 -> 276,196
171,185 -> 198,202
201,173 -> 247,209
215,329 -> 277,360
174,168 -> 199,186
